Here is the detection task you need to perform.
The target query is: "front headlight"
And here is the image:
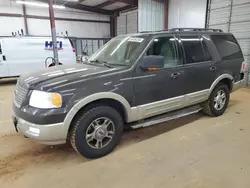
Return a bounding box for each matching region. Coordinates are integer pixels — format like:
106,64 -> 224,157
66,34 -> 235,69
29,90 -> 62,109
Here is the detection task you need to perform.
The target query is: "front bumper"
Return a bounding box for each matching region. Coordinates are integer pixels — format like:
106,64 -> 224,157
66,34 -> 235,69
13,114 -> 66,145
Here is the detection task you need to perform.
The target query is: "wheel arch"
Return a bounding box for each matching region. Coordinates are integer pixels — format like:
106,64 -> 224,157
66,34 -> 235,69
63,92 -> 133,135
209,74 -> 233,95
48,62 -> 63,67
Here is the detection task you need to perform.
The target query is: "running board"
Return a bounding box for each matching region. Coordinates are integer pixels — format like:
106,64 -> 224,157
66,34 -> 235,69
130,105 -> 202,129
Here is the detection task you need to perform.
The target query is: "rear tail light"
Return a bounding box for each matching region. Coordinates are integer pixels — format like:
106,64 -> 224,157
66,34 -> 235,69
242,63 -> 247,72
72,46 -> 76,52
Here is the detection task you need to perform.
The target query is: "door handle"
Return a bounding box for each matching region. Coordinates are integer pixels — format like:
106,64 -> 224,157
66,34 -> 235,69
171,72 -> 180,79
2,55 -> 6,61
210,66 -> 217,71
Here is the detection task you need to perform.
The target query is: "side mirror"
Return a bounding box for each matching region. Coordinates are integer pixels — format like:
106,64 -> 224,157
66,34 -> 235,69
140,55 -> 164,71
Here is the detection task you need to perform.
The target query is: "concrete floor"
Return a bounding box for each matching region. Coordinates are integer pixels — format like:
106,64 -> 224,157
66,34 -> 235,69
1,78 -> 250,188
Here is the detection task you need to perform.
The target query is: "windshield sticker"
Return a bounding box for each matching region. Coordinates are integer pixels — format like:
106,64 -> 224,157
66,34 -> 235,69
128,38 -> 144,43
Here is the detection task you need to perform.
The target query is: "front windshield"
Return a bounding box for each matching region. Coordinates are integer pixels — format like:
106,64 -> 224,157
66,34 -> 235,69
88,35 -> 148,66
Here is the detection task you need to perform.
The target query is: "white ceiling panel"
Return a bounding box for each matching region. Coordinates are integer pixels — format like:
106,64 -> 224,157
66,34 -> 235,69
103,2 -> 127,10
80,0 -> 108,6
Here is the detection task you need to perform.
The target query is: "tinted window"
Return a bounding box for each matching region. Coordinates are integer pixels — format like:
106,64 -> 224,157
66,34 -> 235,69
147,36 -> 179,68
180,36 -> 206,64
201,40 -> 212,61
211,35 -> 242,60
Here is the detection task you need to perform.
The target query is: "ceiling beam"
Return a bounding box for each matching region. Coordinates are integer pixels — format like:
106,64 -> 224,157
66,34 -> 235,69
112,0 -> 138,6
94,1 -> 115,9
37,0 -> 114,15
114,4 -> 136,12
65,3 -> 114,15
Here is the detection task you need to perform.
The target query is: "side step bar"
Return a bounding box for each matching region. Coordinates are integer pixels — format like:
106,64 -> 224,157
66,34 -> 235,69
130,105 -> 202,129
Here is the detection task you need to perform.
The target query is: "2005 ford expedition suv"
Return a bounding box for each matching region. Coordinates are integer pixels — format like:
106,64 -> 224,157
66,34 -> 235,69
12,28 -> 245,159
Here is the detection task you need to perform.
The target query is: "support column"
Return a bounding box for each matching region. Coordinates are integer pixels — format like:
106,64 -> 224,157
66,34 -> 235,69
228,0 -> 233,32
22,5 -> 29,35
110,15 -> 117,37
48,0 -> 59,65
164,0 -> 168,30
205,0 -> 211,28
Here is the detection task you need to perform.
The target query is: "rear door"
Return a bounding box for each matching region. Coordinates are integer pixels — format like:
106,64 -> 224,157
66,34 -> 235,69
178,34 -> 217,94
0,39 -> 9,77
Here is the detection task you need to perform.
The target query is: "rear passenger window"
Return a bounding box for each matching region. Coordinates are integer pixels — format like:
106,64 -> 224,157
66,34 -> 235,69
180,36 -> 206,64
211,35 -> 242,60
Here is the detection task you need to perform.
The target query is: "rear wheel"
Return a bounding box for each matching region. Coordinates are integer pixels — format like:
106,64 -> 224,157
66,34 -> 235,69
202,83 -> 230,117
70,106 -> 123,159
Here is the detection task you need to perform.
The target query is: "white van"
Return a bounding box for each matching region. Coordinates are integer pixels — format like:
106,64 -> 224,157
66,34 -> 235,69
0,36 -> 76,78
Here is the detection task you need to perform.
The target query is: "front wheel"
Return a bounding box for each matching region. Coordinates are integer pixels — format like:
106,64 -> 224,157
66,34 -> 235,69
202,83 -> 230,117
70,106 -> 123,159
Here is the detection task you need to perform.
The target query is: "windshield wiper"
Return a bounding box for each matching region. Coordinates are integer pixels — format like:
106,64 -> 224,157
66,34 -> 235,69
89,60 -> 113,68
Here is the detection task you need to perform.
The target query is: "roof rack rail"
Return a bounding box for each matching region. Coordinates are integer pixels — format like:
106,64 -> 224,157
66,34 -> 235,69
139,28 -> 223,34
169,28 -> 223,32
139,30 -> 155,33
139,29 -> 169,33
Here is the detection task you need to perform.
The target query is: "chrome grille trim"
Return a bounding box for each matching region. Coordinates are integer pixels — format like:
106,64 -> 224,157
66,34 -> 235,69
14,84 -> 28,107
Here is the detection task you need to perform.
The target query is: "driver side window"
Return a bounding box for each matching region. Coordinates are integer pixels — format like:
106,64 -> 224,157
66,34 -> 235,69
147,36 -> 179,68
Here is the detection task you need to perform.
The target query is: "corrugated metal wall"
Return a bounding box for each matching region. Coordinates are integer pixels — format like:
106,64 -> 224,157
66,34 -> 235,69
138,0 -> 165,32
117,10 -> 138,35
168,0 -> 207,29
207,0 -> 250,85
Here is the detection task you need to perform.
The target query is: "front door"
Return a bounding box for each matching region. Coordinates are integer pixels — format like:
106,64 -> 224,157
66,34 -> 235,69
134,35 -> 188,118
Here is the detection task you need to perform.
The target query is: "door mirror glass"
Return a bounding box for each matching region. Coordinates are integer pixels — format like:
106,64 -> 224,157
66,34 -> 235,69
140,55 -> 164,71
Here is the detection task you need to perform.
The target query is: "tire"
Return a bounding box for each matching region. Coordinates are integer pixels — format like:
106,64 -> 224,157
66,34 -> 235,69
70,106 -> 123,159
202,83 -> 230,117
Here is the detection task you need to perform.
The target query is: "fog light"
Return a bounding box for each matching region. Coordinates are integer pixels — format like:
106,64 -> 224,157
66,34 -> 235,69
29,127 -> 40,134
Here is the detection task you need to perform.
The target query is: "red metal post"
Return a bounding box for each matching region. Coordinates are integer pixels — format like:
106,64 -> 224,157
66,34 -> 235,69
164,0 -> 169,30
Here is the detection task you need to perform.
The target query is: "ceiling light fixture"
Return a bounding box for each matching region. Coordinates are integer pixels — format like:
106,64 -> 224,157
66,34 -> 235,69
16,1 -> 65,9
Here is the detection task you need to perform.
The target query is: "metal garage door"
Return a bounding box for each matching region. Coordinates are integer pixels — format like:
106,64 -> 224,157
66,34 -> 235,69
117,10 -> 138,35
207,0 -> 250,86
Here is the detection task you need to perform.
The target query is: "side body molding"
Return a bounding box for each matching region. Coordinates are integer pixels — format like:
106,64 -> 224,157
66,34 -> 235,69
63,92 -> 138,132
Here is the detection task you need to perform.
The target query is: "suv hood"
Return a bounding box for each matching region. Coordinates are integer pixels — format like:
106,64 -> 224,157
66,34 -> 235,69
18,63 -> 118,88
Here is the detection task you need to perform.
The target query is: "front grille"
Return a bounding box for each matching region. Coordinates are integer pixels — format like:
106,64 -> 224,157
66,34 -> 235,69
14,84 -> 28,107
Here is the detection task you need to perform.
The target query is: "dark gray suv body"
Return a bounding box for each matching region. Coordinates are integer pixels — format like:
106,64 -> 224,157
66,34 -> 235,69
12,28 -> 245,158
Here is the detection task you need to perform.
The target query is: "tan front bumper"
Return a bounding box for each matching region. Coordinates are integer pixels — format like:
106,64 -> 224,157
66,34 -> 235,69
14,116 -> 66,145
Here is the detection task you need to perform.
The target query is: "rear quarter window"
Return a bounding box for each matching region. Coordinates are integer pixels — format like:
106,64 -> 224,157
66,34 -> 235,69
211,35 -> 243,60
